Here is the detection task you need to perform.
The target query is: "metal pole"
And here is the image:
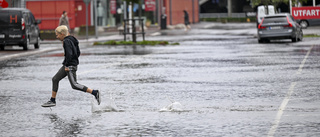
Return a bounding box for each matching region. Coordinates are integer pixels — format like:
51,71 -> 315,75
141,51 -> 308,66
169,0 -> 172,25
139,0 -> 142,31
192,0 -> 195,23
142,19 -> 145,41
124,1 -> 127,20
124,19 -> 126,41
289,0 -> 292,15
94,0 -> 98,39
313,0 -> 316,7
139,0 -> 142,20
124,1 -> 127,41
129,2 -> 132,33
86,2 -> 89,40
228,0 -> 232,17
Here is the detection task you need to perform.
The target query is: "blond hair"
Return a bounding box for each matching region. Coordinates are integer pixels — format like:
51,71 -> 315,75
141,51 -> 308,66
55,25 -> 69,36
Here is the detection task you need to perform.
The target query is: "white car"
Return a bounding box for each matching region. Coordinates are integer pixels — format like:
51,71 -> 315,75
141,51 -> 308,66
256,5 -> 275,27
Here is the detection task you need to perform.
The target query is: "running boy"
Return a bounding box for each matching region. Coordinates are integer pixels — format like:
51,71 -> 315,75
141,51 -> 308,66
42,25 -> 101,107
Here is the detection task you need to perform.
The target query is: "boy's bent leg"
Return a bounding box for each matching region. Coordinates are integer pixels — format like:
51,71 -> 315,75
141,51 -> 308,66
52,66 -> 68,92
67,67 -> 88,92
42,66 -> 67,107
66,66 -> 101,105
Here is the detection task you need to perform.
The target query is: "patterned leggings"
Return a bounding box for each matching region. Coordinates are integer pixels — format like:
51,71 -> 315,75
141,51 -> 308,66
52,66 -> 88,92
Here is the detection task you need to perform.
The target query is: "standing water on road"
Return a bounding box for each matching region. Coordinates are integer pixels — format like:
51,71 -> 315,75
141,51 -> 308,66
1,32 -> 320,136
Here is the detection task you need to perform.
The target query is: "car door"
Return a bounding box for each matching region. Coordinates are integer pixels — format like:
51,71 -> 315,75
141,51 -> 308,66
291,15 -> 302,36
22,12 -> 32,42
29,13 -> 39,43
0,9 -> 8,42
310,19 -> 320,26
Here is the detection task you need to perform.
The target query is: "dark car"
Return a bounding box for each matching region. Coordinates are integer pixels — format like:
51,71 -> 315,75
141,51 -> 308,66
298,18 -> 320,28
0,8 -> 41,50
298,5 -> 320,28
257,14 -> 303,43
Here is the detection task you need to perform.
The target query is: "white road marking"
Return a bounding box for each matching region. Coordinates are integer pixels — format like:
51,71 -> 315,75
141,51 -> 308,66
267,45 -> 314,137
297,45 -> 314,75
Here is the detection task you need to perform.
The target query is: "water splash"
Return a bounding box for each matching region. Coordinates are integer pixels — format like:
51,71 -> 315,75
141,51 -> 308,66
159,96 -> 184,112
91,95 -> 119,113
159,101 -> 184,112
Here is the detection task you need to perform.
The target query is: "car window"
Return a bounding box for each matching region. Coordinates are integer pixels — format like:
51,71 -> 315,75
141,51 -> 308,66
289,15 -> 295,21
263,17 -> 287,24
29,13 -> 35,24
23,12 -> 31,25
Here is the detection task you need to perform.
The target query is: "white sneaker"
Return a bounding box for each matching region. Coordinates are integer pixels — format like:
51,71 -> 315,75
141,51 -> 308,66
41,100 -> 56,107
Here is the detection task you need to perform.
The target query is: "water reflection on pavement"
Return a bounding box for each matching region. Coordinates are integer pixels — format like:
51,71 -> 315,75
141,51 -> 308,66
1,33 -> 320,136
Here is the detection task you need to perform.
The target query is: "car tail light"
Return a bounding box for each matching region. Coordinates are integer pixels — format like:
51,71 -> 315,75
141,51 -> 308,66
258,18 -> 266,29
258,25 -> 266,29
22,35 -> 25,39
21,18 -> 25,30
284,17 -> 293,27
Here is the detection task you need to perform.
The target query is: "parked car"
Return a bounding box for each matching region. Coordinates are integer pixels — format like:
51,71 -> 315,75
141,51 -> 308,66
257,14 -> 303,43
298,19 -> 320,28
0,8 -> 41,50
296,5 -> 320,28
256,5 -> 275,27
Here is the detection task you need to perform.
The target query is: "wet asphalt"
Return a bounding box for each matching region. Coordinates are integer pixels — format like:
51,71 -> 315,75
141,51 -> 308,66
1,27 -> 320,136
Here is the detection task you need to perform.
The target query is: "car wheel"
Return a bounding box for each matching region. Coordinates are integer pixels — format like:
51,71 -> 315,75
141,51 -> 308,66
23,38 -> 30,50
265,39 -> 270,43
300,20 -> 308,28
258,39 -> 263,43
0,45 -> 4,50
292,36 -> 297,42
34,36 -> 40,49
298,30 -> 303,41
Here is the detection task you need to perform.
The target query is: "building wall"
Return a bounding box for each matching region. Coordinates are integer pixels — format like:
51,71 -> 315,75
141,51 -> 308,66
164,0 -> 199,25
167,0 -> 199,25
26,0 -> 84,30
25,0 -> 199,30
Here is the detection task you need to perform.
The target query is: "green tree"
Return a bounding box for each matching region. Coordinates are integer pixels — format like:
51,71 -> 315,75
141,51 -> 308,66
249,0 -> 309,7
124,0 -> 139,3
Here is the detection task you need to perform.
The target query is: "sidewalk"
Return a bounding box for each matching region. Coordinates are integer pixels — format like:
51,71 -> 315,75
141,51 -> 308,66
42,22 -> 320,44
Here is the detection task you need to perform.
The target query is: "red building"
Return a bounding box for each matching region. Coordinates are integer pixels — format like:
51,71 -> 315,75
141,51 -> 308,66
26,0 -> 91,30
25,0 -> 199,30
162,0 -> 199,25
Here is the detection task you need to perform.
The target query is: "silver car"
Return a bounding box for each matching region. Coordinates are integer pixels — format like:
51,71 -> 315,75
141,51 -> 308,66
257,14 -> 303,43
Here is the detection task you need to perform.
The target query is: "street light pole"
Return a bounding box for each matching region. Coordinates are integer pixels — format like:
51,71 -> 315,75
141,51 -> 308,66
94,0 -> 98,39
289,0 -> 292,15
83,0 -> 91,40
228,0 -> 232,17
86,3 -> 88,40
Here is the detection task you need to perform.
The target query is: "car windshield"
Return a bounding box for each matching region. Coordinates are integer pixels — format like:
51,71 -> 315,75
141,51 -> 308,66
263,17 -> 287,24
0,11 -> 10,24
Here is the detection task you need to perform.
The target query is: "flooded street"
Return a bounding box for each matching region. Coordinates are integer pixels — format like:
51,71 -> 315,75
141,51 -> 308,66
1,33 -> 320,136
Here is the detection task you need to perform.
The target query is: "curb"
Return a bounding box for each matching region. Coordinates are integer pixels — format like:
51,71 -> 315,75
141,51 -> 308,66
0,47 -> 62,62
